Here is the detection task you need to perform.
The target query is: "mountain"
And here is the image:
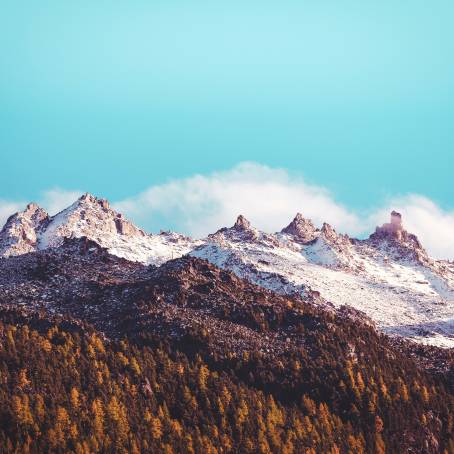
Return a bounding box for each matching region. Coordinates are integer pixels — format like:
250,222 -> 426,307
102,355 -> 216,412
1,194 -> 454,348
0,237 -> 454,452
0,193 -> 199,265
193,213 -> 454,348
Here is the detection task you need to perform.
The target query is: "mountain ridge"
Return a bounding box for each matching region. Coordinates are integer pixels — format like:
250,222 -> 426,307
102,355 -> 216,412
1,193 -> 454,347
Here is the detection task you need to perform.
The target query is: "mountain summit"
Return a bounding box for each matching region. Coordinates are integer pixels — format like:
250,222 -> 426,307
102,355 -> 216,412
281,213 -> 318,243
233,214 -> 252,230
0,202 -> 49,257
0,194 -> 198,265
38,192 -> 146,250
368,210 -> 429,264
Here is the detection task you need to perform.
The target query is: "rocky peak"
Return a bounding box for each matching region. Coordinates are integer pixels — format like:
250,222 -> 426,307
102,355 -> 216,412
371,211 -> 420,245
234,215 -> 252,231
77,193 -> 111,210
0,203 -> 49,257
374,211 -> 404,237
70,193 -> 140,236
38,194 -> 146,250
22,203 -> 49,227
281,213 -> 318,243
25,202 -> 43,214
208,215 -> 263,244
320,223 -> 340,243
369,211 -> 429,263
313,223 -> 353,265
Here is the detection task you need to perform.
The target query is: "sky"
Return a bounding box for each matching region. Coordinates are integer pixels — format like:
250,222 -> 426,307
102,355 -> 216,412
1,2 -> 454,257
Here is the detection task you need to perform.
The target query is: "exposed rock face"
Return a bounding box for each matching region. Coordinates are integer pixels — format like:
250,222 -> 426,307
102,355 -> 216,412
320,223 -> 339,243
281,213 -> 318,243
39,193 -> 146,250
320,223 -> 352,250
114,214 -> 139,235
369,211 -> 428,264
234,215 -> 251,231
0,194 -> 198,265
209,215 -> 264,243
0,203 -> 49,257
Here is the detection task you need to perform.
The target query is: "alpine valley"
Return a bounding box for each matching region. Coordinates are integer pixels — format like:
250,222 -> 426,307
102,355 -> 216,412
0,194 -> 454,453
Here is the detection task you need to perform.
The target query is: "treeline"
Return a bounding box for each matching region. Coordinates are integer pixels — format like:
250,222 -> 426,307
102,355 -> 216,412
0,315 -> 453,454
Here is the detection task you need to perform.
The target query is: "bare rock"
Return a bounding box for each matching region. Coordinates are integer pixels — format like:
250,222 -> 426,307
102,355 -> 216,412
281,213 -> 318,243
0,203 -> 49,257
234,215 -> 252,231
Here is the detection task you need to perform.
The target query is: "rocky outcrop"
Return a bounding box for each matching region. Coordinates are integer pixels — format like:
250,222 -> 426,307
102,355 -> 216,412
319,223 -> 352,250
209,215 -> 263,243
114,213 -> 142,236
234,214 -> 252,231
369,211 -> 429,264
0,203 -> 49,257
281,213 -> 318,243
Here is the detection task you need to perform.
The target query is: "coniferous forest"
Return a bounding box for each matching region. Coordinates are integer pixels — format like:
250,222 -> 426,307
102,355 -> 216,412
0,243 -> 453,453
1,309 -> 454,453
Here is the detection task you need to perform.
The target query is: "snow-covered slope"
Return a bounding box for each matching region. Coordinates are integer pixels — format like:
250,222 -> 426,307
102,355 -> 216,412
192,213 -> 454,347
0,194 -> 200,265
1,195 -> 454,347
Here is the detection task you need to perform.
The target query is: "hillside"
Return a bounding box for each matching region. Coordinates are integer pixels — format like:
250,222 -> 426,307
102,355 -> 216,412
0,239 -> 453,452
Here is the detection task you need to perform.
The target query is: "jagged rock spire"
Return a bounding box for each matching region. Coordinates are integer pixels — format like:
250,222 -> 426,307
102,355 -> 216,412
320,222 -> 337,241
374,211 -> 404,237
369,211 -> 427,261
281,213 -> 317,243
372,211 -> 412,242
234,215 -> 251,230
78,193 -> 110,210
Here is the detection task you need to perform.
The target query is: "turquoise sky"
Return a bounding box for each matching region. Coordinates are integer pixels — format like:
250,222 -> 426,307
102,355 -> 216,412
1,1 -> 453,210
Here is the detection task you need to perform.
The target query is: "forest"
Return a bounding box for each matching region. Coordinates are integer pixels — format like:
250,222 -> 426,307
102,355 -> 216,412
0,246 -> 453,453
0,308 -> 453,454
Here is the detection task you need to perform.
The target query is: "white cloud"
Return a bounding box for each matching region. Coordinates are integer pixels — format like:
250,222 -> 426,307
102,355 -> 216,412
114,162 -> 362,238
1,163 -> 453,259
115,162 -> 454,259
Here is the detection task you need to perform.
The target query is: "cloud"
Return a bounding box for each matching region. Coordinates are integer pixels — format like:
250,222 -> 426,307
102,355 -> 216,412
115,162 -> 454,259
114,162 -> 362,238
1,163 -> 454,259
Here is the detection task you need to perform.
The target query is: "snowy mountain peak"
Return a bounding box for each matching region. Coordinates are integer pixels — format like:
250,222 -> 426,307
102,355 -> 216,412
320,222 -> 347,244
38,193 -> 148,251
77,192 -> 111,210
208,215 -> 262,243
0,195 -> 199,265
0,203 -> 49,257
281,213 -> 318,243
25,202 -> 45,214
